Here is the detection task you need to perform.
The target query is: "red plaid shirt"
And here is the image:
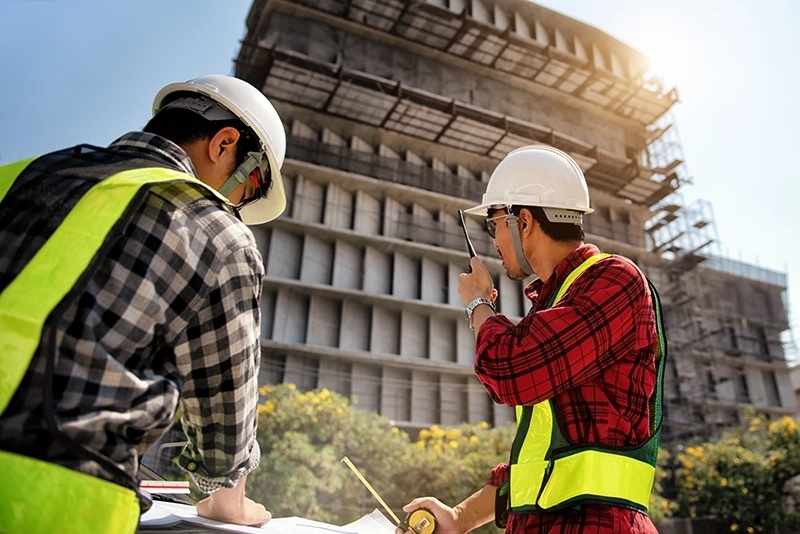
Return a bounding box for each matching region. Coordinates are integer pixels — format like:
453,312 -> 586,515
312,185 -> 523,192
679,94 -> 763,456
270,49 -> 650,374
476,244 -> 659,534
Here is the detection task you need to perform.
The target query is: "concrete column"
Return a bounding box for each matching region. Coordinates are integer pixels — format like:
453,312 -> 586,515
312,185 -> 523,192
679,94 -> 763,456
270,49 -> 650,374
300,234 -> 333,285
382,367 -> 411,422
340,300 -> 370,352
411,370 -> 438,424
332,240 -> 363,290
307,295 -> 340,347
352,363 -> 381,412
400,310 -> 427,358
429,315 -> 456,362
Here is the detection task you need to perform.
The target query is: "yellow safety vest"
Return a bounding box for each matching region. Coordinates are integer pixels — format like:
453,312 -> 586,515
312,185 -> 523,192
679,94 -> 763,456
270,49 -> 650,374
0,149 -> 229,534
506,253 -> 666,516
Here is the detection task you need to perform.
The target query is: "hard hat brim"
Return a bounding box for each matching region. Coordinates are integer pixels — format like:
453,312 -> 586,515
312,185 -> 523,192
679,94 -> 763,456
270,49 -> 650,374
463,202 -> 593,217
238,148 -> 286,225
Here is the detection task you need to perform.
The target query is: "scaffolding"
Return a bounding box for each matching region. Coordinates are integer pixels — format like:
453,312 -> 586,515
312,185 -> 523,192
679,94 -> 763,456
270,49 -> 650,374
645,168 -> 795,444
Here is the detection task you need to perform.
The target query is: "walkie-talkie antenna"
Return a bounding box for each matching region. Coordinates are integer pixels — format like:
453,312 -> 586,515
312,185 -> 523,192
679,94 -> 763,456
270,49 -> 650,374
458,209 -> 477,259
458,209 -> 477,273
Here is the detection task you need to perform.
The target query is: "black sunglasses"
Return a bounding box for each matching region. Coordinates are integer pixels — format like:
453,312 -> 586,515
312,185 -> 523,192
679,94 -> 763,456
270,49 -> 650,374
485,213 -> 509,239
236,152 -> 273,208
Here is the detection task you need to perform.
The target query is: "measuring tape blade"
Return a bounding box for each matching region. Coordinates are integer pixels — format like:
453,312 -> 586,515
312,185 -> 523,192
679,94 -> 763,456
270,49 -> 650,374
340,456 -> 401,524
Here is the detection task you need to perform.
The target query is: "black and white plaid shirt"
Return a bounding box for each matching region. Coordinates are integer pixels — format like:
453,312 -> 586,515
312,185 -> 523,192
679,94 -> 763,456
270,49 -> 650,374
0,132 -> 263,493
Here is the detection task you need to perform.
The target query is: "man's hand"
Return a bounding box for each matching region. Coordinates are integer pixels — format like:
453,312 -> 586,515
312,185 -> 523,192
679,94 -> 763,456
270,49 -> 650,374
394,497 -> 460,534
396,485 -> 497,534
195,475 -> 271,527
458,256 -> 496,306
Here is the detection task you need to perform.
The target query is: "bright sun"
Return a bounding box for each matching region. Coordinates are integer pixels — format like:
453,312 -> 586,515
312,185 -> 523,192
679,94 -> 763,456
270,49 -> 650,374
637,34 -> 684,89
627,22 -> 694,90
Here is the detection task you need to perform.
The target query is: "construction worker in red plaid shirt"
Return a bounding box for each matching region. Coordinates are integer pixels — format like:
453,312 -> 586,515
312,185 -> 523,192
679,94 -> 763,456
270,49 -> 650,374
398,145 -> 666,534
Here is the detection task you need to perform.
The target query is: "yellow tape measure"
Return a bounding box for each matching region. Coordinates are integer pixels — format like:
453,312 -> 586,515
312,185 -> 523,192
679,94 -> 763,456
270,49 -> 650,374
399,507 -> 437,534
340,456 -> 438,534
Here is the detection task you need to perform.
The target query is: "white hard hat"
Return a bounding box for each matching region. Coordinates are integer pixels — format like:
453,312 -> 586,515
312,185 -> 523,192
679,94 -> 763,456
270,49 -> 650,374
153,74 -> 287,225
464,145 -> 593,224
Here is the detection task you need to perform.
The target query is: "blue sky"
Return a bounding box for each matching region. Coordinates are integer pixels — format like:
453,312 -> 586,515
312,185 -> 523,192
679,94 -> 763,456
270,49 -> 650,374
2,1 -> 799,359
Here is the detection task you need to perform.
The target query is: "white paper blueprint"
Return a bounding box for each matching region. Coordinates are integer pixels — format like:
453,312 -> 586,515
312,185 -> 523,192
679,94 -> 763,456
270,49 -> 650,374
140,501 -> 395,533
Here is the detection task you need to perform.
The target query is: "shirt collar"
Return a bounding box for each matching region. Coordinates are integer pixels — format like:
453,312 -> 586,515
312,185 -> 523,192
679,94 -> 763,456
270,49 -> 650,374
107,132 -> 199,177
524,243 -> 601,308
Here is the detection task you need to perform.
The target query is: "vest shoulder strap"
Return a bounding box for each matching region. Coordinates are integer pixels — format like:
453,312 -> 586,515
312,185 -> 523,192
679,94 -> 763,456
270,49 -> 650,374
0,166 -> 200,413
550,252 -> 611,307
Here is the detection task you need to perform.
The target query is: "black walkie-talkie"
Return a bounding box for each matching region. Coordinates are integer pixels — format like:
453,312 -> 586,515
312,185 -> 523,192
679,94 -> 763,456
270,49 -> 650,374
458,209 -> 477,272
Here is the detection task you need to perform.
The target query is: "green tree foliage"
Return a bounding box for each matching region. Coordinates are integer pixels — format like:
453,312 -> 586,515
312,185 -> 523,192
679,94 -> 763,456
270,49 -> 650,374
249,384 -> 512,530
248,383 -> 410,524
650,447 -> 679,525
249,384 -> 672,532
397,422 -> 516,534
674,412 -> 800,532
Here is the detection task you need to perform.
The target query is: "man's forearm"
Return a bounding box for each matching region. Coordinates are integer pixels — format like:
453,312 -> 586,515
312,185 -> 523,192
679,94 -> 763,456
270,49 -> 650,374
453,484 -> 497,532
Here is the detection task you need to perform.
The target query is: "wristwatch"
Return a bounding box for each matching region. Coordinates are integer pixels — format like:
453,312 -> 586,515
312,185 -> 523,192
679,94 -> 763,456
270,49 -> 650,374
465,297 -> 496,331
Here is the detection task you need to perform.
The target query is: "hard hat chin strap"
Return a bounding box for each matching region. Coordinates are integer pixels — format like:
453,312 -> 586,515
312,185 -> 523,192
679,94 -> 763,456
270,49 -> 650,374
505,213 -> 533,277
218,152 -> 263,197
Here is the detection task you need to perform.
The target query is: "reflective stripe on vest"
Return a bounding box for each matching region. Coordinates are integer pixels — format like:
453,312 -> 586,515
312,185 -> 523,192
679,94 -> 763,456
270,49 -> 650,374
509,253 -> 664,513
0,450 -> 141,534
0,162 -> 217,534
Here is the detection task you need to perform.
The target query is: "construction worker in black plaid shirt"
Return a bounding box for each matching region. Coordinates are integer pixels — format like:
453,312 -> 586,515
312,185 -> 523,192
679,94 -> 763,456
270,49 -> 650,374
0,75 -> 286,532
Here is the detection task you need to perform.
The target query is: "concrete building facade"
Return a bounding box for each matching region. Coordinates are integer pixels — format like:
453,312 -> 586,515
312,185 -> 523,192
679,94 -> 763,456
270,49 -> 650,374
232,0 -> 797,445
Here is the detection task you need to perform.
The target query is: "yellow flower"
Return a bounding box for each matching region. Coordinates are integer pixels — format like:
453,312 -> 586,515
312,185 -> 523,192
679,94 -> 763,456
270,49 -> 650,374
258,400 -> 276,415
430,425 -> 446,439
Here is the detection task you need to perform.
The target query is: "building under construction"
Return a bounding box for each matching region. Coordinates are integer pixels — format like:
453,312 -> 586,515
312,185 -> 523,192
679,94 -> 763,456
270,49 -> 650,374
232,0 -> 797,445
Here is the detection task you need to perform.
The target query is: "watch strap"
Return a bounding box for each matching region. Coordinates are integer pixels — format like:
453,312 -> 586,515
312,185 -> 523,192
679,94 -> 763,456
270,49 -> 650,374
465,297 -> 495,330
